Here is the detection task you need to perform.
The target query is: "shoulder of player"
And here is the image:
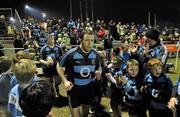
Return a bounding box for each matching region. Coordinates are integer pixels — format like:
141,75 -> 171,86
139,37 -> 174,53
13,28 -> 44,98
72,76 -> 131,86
63,47 -> 78,58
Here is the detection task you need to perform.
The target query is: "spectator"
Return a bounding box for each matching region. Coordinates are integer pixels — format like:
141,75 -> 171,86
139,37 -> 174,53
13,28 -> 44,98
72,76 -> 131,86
103,30 -> 113,62
7,24 -> 15,37
122,59 -> 147,117
130,28 -> 168,75
168,75 -> 180,117
105,56 -> 124,117
57,27 -> 71,50
143,28 -> 168,73
13,33 -> 24,53
0,56 -> 18,109
0,15 -> 7,37
0,41 -> 4,56
19,80 -> 54,117
69,27 -> 78,46
97,26 -> 105,41
142,58 -> 173,117
36,28 -> 47,51
8,59 -> 37,117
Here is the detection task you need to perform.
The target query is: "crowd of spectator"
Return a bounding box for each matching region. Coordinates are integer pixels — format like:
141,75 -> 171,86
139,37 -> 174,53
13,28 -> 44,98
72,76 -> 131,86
0,15 -> 180,117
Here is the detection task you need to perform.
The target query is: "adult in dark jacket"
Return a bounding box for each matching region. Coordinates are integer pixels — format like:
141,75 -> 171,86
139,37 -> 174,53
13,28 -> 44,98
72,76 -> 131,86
0,42 -> 4,56
13,33 -> 24,53
103,30 -> 113,62
130,28 -> 168,75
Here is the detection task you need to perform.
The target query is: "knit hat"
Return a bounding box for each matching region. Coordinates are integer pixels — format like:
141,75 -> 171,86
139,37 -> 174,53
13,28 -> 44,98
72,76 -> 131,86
145,28 -> 160,41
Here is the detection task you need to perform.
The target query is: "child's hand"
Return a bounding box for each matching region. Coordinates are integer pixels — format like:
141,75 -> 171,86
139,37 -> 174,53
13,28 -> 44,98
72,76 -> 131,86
105,73 -> 117,84
105,73 -> 112,79
107,63 -> 113,69
114,76 -> 122,84
140,85 -> 147,93
120,76 -> 127,84
95,70 -> 101,80
167,97 -> 177,109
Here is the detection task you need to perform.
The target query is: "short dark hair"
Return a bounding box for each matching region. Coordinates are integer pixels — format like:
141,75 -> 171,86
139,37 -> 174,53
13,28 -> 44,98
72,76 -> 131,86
23,44 -> 29,49
145,28 -> 160,41
19,80 -> 55,117
81,29 -> 94,41
0,56 -> 12,74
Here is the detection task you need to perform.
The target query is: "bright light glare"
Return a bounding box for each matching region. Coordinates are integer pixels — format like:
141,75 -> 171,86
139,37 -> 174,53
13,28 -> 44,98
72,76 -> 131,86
10,17 -> 15,22
25,5 -> 29,9
42,13 -> 46,18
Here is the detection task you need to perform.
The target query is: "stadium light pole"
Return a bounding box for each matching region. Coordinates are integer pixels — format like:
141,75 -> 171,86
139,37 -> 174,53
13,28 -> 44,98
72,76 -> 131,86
80,0 -> 83,21
85,0 -> 88,19
25,5 -> 29,18
70,0 -> 72,19
148,12 -> 151,27
175,41 -> 180,71
154,13 -> 156,27
91,0 -> 94,23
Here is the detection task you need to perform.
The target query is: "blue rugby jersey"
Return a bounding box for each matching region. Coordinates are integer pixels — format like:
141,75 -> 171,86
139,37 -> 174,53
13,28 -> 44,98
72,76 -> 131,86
59,47 -> 100,86
124,75 -> 143,104
40,44 -> 62,62
143,73 -> 173,110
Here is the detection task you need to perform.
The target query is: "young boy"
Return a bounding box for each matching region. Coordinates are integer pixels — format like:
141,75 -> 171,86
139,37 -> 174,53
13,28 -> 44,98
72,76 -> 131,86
168,75 -> 180,117
19,80 -> 54,117
122,59 -> 147,117
0,56 -> 18,109
105,56 -> 124,117
143,58 -> 173,117
8,59 -> 38,117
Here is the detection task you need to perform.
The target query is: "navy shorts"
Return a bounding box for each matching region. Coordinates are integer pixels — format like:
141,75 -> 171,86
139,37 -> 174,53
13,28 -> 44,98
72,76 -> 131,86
68,84 -> 93,108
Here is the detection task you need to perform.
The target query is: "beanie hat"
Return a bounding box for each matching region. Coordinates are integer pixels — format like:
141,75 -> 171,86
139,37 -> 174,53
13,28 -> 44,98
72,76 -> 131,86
145,28 -> 160,41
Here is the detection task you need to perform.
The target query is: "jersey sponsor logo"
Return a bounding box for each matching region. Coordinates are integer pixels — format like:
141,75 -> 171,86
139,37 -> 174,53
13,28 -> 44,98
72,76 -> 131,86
80,67 -> 90,77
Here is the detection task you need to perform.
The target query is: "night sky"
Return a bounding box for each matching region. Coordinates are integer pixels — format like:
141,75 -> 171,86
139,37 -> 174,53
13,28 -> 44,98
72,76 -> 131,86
0,0 -> 179,25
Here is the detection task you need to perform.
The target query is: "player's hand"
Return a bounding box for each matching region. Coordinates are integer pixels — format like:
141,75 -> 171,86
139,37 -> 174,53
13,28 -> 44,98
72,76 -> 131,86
46,57 -> 54,67
95,70 -> 101,80
63,80 -> 73,91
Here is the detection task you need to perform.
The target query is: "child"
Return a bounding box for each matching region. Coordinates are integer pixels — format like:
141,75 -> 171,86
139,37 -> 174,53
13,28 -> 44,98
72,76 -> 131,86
168,75 -> 180,117
122,59 -> 147,117
19,80 -> 54,117
143,58 -> 173,117
105,56 -> 124,117
8,59 -> 38,117
0,56 -> 18,109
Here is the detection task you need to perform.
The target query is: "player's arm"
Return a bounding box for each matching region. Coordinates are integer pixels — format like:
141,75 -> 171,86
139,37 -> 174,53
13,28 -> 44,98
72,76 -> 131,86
56,63 -> 73,91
